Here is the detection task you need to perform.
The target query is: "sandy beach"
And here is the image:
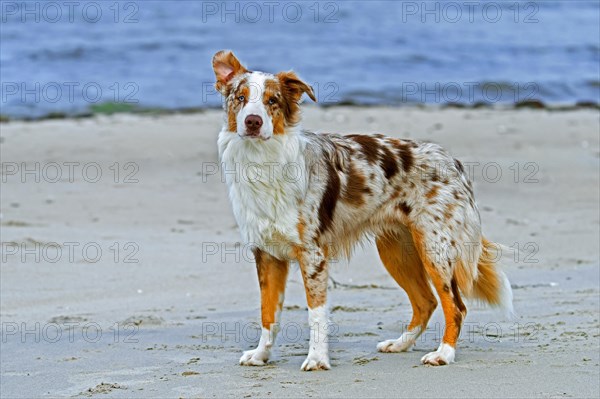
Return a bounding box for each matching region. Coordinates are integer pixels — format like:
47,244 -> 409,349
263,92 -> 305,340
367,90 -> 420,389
1,106 -> 599,398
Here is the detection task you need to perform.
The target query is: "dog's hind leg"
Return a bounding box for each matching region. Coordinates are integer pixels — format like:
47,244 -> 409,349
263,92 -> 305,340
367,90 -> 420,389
376,226 -> 438,353
411,228 -> 467,366
240,248 -> 289,366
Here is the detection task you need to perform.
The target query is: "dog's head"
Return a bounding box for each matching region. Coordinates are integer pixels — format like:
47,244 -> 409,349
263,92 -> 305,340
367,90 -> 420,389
212,50 -> 316,141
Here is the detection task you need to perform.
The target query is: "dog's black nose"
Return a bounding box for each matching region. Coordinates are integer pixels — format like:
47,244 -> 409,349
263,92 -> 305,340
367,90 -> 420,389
245,115 -> 263,131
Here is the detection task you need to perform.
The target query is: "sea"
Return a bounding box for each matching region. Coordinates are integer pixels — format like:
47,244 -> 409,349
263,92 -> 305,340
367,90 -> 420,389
1,0 -> 599,118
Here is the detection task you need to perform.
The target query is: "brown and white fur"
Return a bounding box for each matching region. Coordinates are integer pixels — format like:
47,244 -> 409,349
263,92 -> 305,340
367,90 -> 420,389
212,50 -> 513,371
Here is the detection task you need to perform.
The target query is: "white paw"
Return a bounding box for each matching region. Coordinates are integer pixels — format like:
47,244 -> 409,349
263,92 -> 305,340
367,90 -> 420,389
377,338 -> 414,353
239,348 -> 270,366
300,353 -> 331,371
421,343 -> 456,366
377,328 -> 420,353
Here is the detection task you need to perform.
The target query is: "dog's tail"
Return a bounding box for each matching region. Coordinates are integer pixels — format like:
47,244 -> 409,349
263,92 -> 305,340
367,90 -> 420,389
457,238 -> 514,317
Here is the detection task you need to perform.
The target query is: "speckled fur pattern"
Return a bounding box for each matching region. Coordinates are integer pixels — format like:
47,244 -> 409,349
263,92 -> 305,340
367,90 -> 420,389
212,50 -> 513,370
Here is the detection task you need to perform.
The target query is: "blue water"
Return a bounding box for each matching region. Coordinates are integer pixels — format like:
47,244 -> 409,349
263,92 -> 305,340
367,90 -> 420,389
1,1 -> 599,117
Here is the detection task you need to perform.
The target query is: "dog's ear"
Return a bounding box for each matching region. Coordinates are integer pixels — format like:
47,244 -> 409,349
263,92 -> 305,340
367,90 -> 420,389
212,50 -> 248,94
277,71 -> 317,103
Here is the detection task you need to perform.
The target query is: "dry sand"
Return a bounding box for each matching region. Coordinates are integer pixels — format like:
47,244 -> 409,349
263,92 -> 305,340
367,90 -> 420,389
1,106 -> 599,398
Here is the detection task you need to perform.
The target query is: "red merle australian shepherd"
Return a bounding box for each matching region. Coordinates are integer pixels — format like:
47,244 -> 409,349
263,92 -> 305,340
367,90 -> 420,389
212,50 -> 513,371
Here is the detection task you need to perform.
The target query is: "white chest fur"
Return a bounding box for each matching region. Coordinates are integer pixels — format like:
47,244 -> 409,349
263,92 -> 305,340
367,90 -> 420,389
218,131 -> 308,258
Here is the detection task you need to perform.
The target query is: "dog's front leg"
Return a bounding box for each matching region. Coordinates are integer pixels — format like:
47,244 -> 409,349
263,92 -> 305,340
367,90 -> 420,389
298,249 -> 331,371
240,248 -> 289,366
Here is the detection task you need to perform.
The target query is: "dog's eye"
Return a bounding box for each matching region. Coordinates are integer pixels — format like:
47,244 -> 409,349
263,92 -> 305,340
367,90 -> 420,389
237,95 -> 245,102
268,98 -> 276,105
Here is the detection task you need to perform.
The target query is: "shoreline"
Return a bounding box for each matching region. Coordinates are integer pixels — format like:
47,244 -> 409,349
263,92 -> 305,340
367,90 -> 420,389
1,99 -> 599,123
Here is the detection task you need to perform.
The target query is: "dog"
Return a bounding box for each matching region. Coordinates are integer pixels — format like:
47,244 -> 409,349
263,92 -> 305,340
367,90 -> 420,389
212,50 -> 513,371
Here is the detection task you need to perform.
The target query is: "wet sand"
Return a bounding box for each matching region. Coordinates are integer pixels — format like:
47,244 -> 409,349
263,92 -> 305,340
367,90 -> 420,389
1,107 -> 599,397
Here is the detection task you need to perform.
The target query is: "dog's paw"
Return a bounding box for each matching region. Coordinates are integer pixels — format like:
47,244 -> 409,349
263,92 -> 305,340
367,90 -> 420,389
239,348 -> 270,366
377,329 -> 420,353
376,338 -> 414,353
421,343 -> 455,366
300,353 -> 331,371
